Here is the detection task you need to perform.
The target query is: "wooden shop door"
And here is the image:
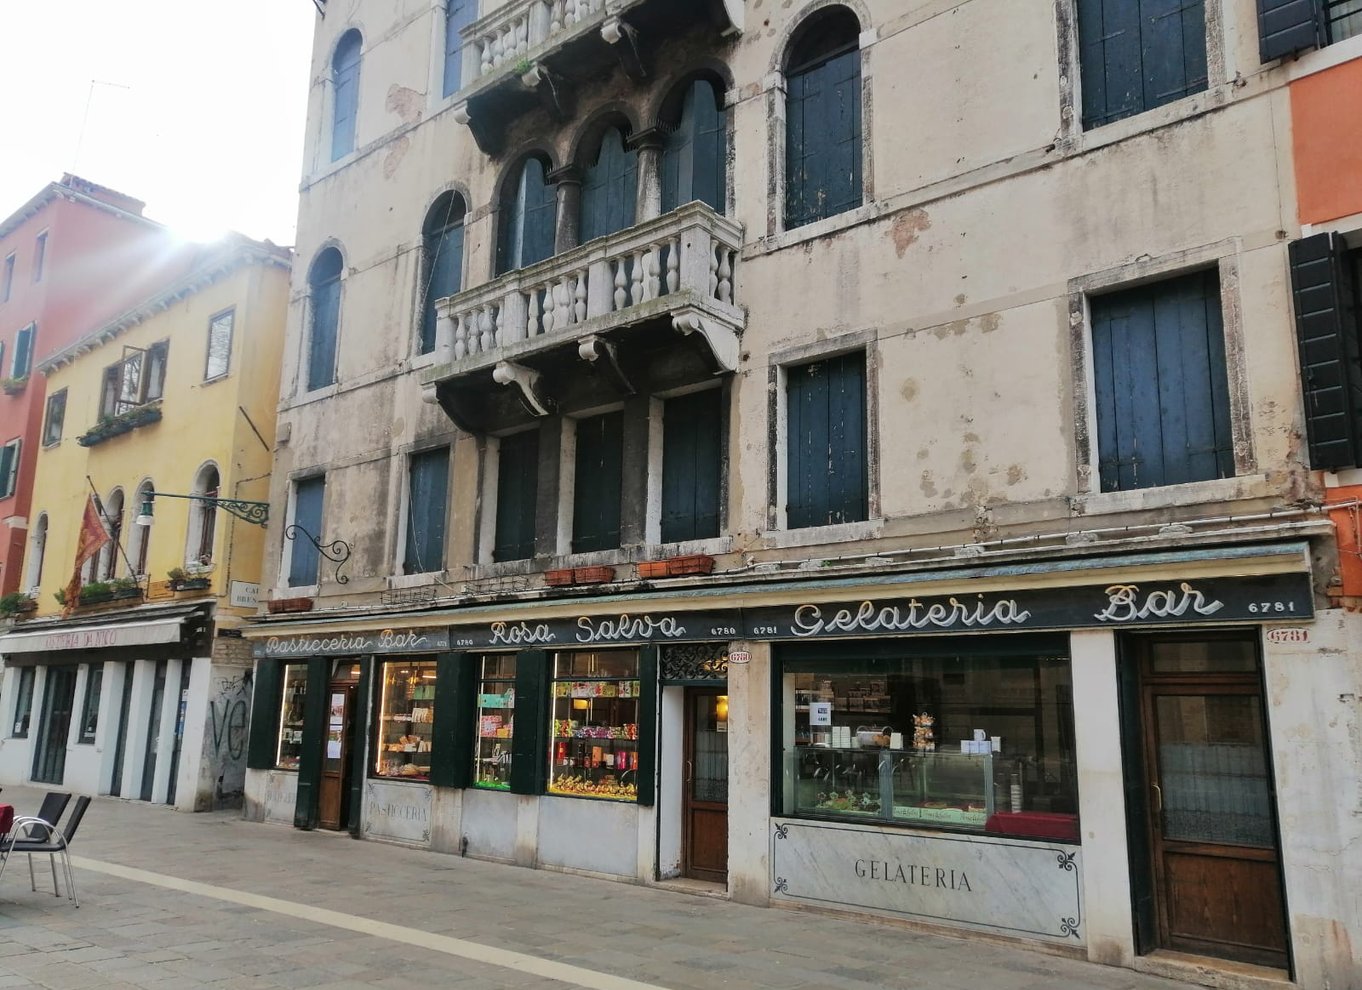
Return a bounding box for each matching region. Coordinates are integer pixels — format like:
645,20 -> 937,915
318,683 -> 355,830
683,688 -> 728,884
1133,636 -> 1288,969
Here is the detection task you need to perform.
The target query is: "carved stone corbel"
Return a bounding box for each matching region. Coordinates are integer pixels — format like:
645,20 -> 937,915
521,64 -> 573,120
601,17 -> 647,81
493,360 -> 555,417
673,310 -> 740,374
578,334 -> 635,394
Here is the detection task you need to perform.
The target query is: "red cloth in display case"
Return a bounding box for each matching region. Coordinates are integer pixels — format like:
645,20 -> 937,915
0,804 -> 13,839
985,811 -> 1079,842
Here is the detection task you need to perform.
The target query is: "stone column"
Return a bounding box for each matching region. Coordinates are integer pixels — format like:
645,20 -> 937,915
548,164 -> 582,255
630,127 -> 666,223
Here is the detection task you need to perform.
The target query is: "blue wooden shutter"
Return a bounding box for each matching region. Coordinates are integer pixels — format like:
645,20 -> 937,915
12,325 -> 32,377
443,0 -> 474,98
421,220 -> 464,354
661,390 -> 722,543
1258,0 -> 1324,61
1092,270 -> 1234,492
1290,233 -> 1362,470
494,429 -> 539,561
404,447 -> 450,574
662,80 -> 726,214
308,255 -> 341,391
288,476 -> 326,586
499,159 -> 556,274
331,32 -> 362,162
786,42 -> 862,229
572,412 -> 623,552
787,353 -> 867,529
580,128 -> 638,243
1078,0 -> 1208,129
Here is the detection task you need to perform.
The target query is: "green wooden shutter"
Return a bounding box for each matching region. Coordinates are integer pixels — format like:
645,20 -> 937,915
246,659 -> 282,770
661,390 -> 722,543
499,159 -> 557,275
429,652 -> 475,789
443,0 -> 474,97
787,354 -> 866,529
404,447 -> 450,574
307,250 -> 342,391
494,430 -> 539,561
288,477 -> 327,586
421,203 -> 465,355
347,658 -> 372,837
12,325 -> 32,377
572,412 -> 623,552
662,80 -> 726,215
580,128 -> 638,243
1258,0 -> 1324,62
293,658 -> 330,830
635,646 -> 659,807
1290,233 -> 1362,470
510,650 -> 549,795
1077,0 -> 1209,129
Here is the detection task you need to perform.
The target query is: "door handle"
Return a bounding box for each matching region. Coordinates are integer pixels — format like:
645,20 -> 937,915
1151,782 -> 1163,816
685,760 -> 693,784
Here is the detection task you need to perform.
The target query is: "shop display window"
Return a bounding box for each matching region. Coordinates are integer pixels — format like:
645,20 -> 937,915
474,655 -> 516,790
276,663 -> 308,771
374,660 -> 437,780
781,647 -> 1079,842
548,650 -> 640,801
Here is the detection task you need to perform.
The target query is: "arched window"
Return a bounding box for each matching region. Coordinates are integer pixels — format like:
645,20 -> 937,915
784,7 -> 863,230
497,156 -> 557,276
185,465 -> 220,567
307,248 -> 343,391
331,30 -> 363,162
442,0 -> 475,98
130,481 -> 153,576
661,78 -> 727,215
100,489 -> 124,580
419,193 -> 467,354
24,513 -> 47,592
579,126 -> 638,243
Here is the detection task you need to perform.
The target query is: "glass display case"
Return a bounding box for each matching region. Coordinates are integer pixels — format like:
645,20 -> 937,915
374,660 -> 437,780
276,663 -> 308,771
474,655 -> 516,790
792,748 -> 996,827
547,651 -> 640,802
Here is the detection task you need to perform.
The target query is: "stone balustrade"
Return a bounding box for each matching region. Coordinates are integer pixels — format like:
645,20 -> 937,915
462,0 -> 616,90
429,202 -> 743,377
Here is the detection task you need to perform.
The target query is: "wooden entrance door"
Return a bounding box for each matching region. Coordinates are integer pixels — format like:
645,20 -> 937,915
32,666 -> 78,785
683,688 -> 728,883
1133,636 -> 1288,968
318,682 -> 355,830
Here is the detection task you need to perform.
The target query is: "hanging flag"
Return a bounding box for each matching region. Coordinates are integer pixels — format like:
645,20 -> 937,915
63,495 -> 110,615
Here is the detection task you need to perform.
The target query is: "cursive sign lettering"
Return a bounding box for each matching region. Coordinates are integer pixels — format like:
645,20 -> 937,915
258,628 -> 446,658
489,620 -> 555,646
792,597 -> 1032,637
576,614 -> 687,644
1094,583 -> 1224,623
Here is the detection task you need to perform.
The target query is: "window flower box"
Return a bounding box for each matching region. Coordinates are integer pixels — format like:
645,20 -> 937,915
77,403 -> 163,447
173,577 -> 211,592
545,568 -> 576,587
572,566 -> 615,585
0,593 -> 36,618
0,376 -> 28,397
267,596 -> 314,614
637,560 -> 670,579
638,554 -> 715,579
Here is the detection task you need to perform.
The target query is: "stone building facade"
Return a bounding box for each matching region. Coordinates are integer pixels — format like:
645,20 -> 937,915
243,2 -> 1362,987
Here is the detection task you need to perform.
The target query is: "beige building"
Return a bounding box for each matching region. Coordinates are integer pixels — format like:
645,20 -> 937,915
242,2 -> 1362,987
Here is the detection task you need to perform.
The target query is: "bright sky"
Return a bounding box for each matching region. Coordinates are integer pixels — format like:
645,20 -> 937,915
0,0 -> 317,245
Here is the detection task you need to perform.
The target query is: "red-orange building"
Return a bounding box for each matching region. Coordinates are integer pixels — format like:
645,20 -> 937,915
0,175 -> 199,596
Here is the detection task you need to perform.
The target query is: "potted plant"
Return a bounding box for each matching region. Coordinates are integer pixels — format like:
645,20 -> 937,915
110,576 -> 142,600
78,581 -> 114,605
0,591 -> 36,618
0,375 -> 28,396
167,566 -> 187,591
267,596 -> 314,614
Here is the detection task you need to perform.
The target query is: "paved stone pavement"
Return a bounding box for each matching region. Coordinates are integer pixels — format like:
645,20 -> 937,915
0,785 -> 1200,990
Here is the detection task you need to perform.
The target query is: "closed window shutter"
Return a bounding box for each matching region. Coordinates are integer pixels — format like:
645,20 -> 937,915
1258,0 -> 1324,62
1290,233 -> 1362,470
1092,270 -> 1235,491
331,34 -> 362,161
634,645 -> 659,807
308,272 -> 341,391
404,447 -> 450,574
500,159 -> 557,274
510,651 -> 549,795
494,429 -> 539,561
246,660 -> 283,770
580,129 -> 638,243
12,325 -> 32,377
429,653 -> 474,789
346,658 -> 372,837
662,80 -> 726,214
421,224 -> 464,354
289,477 -> 326,586
293,657 -> 330,829
572,412 -> 623,552
661,390 -> 722,543
787,354 -> 867,528
1077,0 -> 1208,129
786,46 -> 862,229
443,0 -> 473,98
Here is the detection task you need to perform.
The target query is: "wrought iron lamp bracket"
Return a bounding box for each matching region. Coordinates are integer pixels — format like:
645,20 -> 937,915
284,524 -> 352,585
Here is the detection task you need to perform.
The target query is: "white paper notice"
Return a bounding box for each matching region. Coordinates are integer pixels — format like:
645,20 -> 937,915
809,701 -> 832,726
326,740 -> 342,759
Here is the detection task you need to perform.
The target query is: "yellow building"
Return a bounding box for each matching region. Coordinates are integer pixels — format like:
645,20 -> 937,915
0,236 -> 290,810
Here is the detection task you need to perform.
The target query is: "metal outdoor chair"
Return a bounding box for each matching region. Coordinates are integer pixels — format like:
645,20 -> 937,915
0,792 -> 82,905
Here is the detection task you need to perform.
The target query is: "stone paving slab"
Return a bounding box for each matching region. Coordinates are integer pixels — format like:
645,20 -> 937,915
0,785 -> 1200,990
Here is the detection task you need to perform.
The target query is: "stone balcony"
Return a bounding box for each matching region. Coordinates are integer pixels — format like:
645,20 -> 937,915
453,0 -> 744,153
421,202 -> 744,432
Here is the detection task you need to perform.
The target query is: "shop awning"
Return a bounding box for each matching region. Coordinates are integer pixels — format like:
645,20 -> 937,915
0,612 -> 192,656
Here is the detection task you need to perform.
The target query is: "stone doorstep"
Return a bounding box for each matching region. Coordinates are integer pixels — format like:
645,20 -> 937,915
1132,951 -> 1293,990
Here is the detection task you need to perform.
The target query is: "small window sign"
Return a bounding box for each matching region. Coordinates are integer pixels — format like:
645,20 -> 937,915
809,701 -> 832,726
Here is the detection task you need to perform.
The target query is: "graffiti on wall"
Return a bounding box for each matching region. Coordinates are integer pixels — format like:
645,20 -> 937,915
203,669 -> 250,810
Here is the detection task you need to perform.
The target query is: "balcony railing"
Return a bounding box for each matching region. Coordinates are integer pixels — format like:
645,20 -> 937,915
422,202 -> 744,420
465,0 -> 613,89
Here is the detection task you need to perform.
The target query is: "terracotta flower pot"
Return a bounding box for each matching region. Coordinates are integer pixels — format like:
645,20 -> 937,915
267,596 -> 314,614
572,566 -> 616,584
544,568 -> 575,587
637,560 -> 670,579
666,554 -> 715,576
